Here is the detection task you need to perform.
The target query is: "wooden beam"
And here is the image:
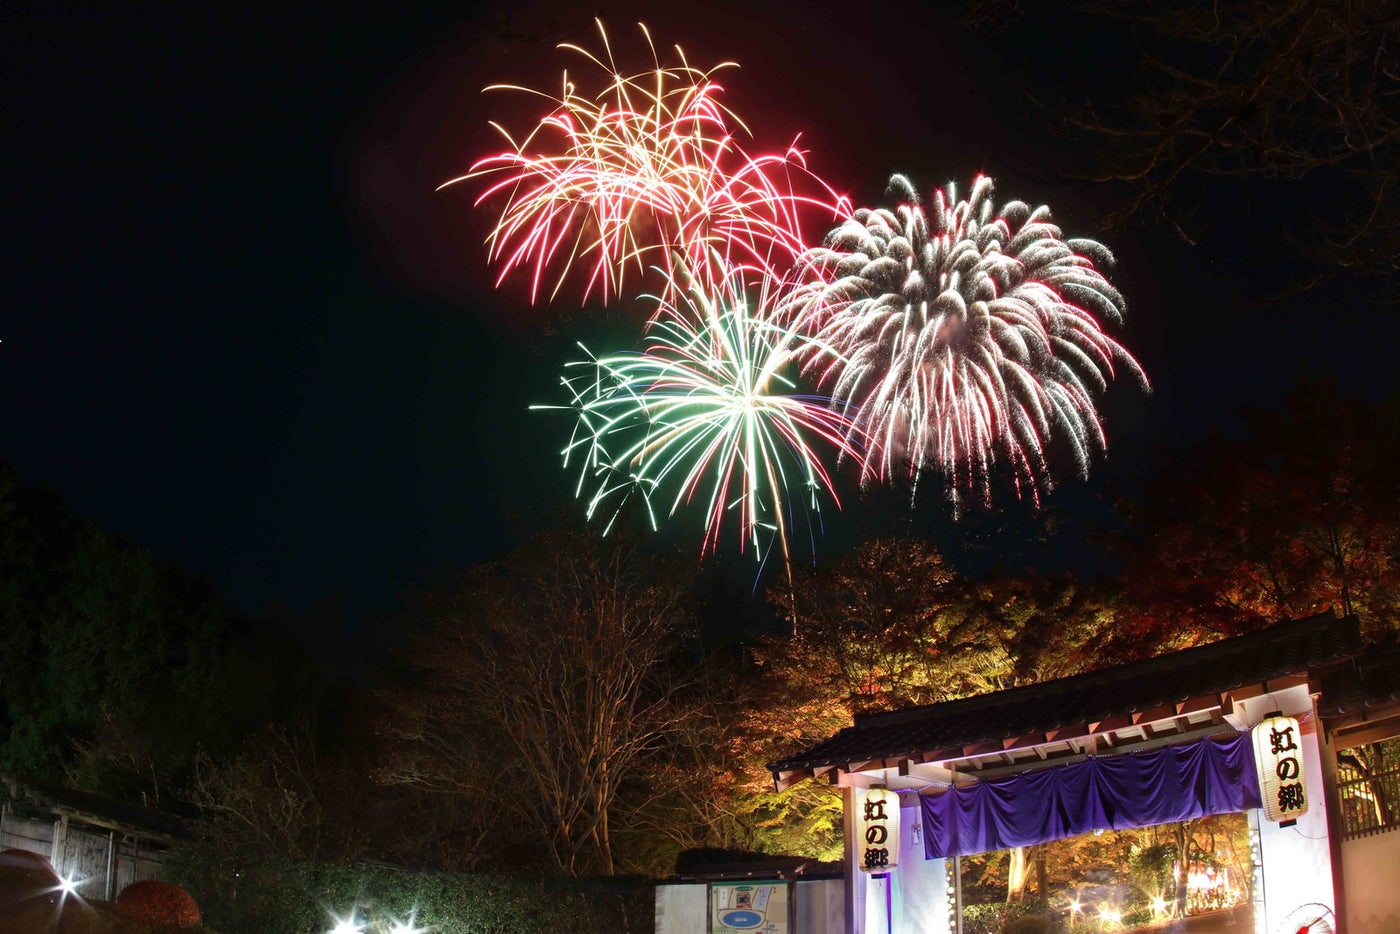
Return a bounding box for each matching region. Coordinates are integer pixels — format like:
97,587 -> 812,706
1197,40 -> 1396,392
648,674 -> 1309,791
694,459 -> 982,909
1088,714 -> 1134,733
1177,693 -> 1225,716
1132,704 -> 1178,725
1045,722 -> 1091,742
1002,732 -> 1048,751
1332,714 -> 1400,750
773,768 -> 811,792
961,741 -> 1004,757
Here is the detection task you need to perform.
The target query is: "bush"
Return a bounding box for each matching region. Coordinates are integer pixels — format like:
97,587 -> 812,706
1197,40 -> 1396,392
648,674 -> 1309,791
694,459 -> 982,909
115,880 -> 202,929
162,847 -> 653,934
1003,916 -> 1056,934
961,901 -> 1055,934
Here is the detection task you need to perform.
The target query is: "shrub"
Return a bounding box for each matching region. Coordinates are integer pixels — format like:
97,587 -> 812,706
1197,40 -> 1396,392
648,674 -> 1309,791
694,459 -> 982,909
961,900 -> 1054,934
0,848 -> 60,895
1003,916 -> 1056,934
115,880 -> 202,929
162,846 -> 653,934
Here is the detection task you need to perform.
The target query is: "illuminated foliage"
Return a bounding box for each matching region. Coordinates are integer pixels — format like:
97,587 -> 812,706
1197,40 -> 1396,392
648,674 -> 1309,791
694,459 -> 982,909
1120,386 -> 1400,646
115,880 -> 202,929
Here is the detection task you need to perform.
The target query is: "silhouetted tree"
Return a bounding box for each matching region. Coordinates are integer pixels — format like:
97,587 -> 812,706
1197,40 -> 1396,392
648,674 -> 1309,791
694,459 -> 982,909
375,529 -> 704,876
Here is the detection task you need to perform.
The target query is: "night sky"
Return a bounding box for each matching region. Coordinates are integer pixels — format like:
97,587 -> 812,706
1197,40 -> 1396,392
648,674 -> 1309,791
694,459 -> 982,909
8,0 -> 1397,656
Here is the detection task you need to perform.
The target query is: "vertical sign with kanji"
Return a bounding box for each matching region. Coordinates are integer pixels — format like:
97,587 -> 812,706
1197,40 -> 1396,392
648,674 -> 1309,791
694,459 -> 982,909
1251,713 -> 1309,823
856,786 -> 900,873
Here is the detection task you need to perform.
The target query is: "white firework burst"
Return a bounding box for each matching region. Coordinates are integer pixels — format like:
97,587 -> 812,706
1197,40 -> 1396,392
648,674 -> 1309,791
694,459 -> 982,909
788,173 -> 1148,505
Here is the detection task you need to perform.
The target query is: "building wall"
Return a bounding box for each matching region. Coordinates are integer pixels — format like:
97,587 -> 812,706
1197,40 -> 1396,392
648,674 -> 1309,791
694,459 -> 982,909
797,878 -> 845,934
655,881 -> 707,934
1,815 -> 53,857
1340,831 -> 1400,933
0,810 -> 164,900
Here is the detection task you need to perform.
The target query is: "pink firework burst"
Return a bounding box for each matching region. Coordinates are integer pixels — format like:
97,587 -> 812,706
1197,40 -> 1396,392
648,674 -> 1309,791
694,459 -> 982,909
451,19 -> 848,307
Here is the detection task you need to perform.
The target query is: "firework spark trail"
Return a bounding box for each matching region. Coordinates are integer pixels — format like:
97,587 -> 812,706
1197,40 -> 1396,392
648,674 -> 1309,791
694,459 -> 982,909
459,23 -> 1149,559
536,255 -> 861,565
450,19 -> 849,307
786,174 -> 1148,506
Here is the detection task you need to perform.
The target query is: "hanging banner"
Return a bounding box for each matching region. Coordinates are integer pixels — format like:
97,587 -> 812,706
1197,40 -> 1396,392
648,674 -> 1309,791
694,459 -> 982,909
857,786 -> 900,873
1251,714 -> 1308,822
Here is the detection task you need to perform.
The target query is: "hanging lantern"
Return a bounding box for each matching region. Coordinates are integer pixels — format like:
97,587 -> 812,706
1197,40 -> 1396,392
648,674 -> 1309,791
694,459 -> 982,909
856,786 -> 900,873
1251,713 -> 1308,823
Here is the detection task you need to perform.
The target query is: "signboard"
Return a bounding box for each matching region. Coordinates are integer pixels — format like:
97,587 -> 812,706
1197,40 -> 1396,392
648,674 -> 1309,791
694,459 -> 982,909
710,880 -> 788,934
1251,714 -> 1308,823
856,786 -> 900,873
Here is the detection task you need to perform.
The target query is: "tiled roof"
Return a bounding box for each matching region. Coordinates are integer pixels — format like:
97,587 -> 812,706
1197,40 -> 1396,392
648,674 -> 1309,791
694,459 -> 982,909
1315,639 -> 1400,719
0,771 -> 191,841
768,611 -> 1357,778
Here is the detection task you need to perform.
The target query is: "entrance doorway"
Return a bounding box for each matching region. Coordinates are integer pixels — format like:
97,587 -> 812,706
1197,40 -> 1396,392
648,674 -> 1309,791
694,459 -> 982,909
953,813 -> 1255,933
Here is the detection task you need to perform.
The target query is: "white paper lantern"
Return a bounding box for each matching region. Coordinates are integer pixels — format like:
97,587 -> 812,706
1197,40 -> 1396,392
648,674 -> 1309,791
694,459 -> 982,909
1251,714 -> 1309,823
856,787 -> 900,873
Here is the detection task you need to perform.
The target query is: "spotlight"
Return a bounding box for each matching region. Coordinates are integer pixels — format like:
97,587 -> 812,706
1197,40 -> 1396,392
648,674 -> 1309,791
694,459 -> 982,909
328,911 -> 363,934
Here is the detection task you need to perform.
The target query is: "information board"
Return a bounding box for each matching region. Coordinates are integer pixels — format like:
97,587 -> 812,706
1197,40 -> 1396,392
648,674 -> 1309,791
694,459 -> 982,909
710,880 -> 789,934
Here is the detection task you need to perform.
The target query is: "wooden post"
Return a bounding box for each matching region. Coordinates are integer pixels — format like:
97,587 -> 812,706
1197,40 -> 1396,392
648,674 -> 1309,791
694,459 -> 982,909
1317,712 -> 1349,933
50,812 -> 69,877
953,853 -> 963,934
105,831 -> 118,901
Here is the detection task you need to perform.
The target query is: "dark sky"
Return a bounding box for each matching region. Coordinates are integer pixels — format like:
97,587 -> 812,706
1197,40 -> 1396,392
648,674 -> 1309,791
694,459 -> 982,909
7,0 -> 1397,651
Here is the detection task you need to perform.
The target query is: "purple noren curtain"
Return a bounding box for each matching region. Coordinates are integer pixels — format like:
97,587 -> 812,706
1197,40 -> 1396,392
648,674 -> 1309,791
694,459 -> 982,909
920,733 -> 1262,859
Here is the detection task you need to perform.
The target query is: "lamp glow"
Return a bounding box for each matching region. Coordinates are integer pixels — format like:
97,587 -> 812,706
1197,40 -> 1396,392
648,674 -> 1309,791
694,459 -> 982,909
328,911 -> 363,934
388,912 -> 428,934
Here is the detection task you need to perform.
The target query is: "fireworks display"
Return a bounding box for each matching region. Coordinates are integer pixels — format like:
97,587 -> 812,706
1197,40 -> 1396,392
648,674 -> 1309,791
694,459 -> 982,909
539,256 -> 859,565
458,23 -> 1147,561
789,174 -> 1148,506
453,20 -> 847,306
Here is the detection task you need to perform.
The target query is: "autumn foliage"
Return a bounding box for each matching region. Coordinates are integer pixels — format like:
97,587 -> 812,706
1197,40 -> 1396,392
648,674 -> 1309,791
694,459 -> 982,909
114,881 -> 201,930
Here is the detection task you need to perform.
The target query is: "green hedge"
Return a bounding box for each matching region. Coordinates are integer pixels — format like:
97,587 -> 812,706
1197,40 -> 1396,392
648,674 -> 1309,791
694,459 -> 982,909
162,848 -> 653,934
960,900 -> 1054,934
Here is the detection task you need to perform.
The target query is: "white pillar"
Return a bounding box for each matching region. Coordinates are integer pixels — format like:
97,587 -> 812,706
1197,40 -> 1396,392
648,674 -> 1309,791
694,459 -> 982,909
888,802 -> 951,934
1256,720 -> 1337,932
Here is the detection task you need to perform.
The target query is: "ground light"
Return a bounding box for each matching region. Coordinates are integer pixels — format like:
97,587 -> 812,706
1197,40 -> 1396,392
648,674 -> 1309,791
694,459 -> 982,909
328,909 -> 363,934
388,915 -> 428,934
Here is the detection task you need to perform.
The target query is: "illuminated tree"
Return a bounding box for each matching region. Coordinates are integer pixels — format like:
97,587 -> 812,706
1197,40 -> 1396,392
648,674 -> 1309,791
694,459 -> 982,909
1120,387 -> 1400,646
727,538 -> 1122,860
